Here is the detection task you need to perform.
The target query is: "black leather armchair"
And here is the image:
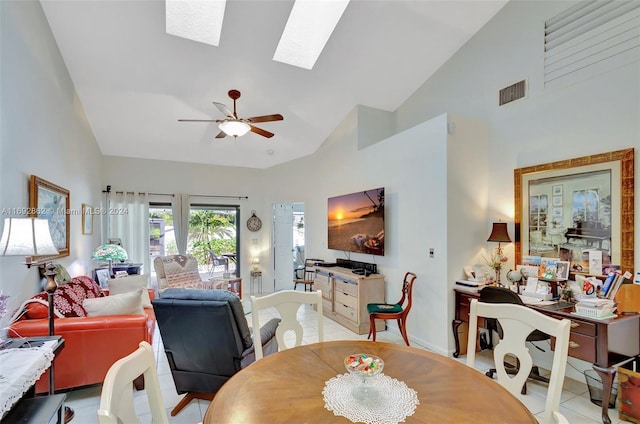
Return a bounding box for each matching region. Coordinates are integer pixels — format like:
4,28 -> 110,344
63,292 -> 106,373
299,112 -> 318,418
152,288 -> 280,416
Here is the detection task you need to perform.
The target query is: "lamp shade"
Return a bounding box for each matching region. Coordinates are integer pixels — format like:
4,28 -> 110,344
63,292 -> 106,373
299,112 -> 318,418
0,217 -> 59,256
219,120 -> 251,137
92,244 -> 128,262
487,222 -> 512,243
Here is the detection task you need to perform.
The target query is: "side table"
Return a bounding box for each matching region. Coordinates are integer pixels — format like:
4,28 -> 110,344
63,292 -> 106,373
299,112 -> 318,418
250,271 -> 263,295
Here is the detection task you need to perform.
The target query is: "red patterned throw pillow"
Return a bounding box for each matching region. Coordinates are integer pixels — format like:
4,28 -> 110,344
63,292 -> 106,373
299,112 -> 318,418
28,276 -> 104,318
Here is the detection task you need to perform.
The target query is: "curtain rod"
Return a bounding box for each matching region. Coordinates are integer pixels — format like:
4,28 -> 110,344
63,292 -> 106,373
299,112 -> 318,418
102,188 -> 247,200
190,194 -> 248,200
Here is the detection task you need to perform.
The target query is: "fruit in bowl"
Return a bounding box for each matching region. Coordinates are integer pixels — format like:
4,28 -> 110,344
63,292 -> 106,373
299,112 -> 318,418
344,354 -> 384,378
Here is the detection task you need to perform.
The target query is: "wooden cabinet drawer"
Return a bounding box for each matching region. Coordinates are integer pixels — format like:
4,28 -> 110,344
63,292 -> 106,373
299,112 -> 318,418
335,290 -> 357,309
568,319 -> 597,337
335,280 -> 358,297
567,332 -> 597,363
335,301 -> 358,322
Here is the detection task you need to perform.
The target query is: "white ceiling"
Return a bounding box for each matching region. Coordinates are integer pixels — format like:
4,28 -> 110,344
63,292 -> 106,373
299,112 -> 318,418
41,0 -> 508,169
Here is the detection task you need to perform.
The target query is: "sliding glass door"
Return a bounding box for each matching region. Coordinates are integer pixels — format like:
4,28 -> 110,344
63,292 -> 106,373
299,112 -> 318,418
149,203 -> 239,276
188,205 -> 239,276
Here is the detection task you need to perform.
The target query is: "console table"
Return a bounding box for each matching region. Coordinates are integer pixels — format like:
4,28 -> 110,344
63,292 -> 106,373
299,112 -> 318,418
452,287 -> 640,424
314,266 -> 385,334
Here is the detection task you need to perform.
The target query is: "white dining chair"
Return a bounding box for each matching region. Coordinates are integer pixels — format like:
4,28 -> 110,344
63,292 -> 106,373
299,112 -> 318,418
251,289 -> 323,360
97,341 -> 169,424
466,299 -> 571,424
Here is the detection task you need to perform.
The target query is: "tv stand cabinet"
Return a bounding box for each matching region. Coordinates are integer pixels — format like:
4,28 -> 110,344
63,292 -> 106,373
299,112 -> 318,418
314,266 -> 385,334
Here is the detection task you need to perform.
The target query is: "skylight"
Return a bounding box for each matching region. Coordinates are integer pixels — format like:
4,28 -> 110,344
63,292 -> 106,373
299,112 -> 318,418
165,0 -> 227,47
273,0 -> 350,70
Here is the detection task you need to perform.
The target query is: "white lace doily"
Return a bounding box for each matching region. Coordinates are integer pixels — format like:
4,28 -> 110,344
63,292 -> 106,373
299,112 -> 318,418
0,343 -> 55,416
323,373 -> 419,424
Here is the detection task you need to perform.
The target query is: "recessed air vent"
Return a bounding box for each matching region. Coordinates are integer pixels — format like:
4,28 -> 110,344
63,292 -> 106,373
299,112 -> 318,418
499,80 -> 526,106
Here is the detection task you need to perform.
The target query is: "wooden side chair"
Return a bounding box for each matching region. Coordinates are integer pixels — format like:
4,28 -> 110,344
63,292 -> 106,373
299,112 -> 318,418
98,341 -> 169,424
466,299 -> 571,424
251,290 -> 323,360
367,272 -> 417,346
293,258 -> 323,291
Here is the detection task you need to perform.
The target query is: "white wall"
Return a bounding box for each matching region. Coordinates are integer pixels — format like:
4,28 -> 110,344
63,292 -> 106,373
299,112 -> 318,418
0,1 -> 103,330
396,0 -> 640,274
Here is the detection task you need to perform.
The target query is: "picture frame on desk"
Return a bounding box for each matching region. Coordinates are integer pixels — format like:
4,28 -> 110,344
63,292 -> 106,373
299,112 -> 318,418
95,269 -> 110,289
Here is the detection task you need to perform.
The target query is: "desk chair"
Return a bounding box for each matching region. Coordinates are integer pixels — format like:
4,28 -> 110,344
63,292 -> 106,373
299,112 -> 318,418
251,290 -> 323,360
367,272 -> 417,346
466,298 -> 571,424
293,258 -> 323,291
98,341 -> 169,424
479,286 -> 551,394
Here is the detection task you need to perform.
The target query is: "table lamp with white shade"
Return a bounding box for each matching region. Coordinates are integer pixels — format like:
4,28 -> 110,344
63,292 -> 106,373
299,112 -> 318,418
0,217 -> 75,421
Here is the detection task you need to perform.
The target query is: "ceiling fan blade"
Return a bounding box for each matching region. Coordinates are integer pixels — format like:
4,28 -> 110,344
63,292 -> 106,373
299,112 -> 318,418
245,114 -> 284,123
215,131 -> 227,139
250,125 -> 274,138
178,119 -> 222,122
213,102 -> 235,119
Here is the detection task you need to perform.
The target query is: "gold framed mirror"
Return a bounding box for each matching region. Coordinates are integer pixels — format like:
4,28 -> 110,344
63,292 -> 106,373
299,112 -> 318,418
514,149 -> 634,275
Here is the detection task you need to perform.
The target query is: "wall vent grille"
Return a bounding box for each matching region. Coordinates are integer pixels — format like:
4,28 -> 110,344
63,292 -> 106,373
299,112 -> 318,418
499,80 -> 526,106
544,0 -> 640,87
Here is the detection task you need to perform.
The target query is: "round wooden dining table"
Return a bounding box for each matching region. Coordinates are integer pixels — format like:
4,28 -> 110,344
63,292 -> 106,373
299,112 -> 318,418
204,340 -> 536,423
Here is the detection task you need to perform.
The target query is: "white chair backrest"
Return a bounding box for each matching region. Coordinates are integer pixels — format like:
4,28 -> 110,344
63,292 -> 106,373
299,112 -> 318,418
466,299 -> 570,424
98,341 -> 169,424
251,290 -> 323,360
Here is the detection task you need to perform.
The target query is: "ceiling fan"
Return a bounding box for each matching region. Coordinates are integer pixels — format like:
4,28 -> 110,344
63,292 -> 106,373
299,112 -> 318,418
179,89 -> 284,139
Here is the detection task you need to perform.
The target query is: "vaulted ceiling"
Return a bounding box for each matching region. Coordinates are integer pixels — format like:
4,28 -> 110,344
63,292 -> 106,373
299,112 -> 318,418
41,0 -> 508,169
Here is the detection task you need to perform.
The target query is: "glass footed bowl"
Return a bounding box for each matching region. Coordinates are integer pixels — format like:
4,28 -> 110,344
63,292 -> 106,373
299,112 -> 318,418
344,353 -> 384,379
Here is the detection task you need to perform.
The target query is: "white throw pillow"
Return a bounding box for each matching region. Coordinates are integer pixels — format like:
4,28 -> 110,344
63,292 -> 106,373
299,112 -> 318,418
83,289 -> 144,317
108,274 -> 152,308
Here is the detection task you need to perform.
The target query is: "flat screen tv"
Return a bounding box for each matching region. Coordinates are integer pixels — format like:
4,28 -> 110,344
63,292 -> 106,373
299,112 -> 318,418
327,187 -> 384,256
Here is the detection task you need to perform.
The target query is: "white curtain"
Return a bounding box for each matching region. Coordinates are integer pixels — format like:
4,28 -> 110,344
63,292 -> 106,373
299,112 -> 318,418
172,193 -> 190,255
109,192 -> 150,273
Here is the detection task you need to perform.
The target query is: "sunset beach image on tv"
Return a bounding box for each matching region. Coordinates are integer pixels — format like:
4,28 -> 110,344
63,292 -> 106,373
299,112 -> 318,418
328,187 -> 384,256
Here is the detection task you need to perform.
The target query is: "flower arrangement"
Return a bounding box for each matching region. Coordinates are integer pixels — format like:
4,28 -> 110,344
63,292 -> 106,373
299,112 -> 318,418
483,249 -> 509,285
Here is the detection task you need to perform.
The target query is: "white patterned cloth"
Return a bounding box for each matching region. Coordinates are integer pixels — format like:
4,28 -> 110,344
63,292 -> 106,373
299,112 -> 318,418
323,373 -> 419,424
0,340 -> 56,416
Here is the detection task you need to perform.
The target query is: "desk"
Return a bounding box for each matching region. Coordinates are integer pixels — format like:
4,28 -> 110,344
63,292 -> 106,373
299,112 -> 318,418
204,340 -> 536,423
452,288 -> 640,424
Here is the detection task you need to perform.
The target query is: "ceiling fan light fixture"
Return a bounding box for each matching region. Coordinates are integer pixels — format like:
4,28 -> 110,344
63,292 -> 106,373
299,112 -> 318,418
219,120 -> 251,137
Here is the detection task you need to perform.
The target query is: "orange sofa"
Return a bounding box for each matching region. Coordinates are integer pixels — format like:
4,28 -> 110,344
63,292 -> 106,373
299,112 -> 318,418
9,277 -> 155,394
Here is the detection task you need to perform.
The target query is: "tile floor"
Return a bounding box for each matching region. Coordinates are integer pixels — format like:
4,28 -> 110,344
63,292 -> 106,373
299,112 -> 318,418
65,304 -> 626,423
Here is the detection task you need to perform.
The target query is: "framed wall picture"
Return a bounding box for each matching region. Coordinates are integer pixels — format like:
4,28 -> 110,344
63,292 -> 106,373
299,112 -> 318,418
82,204 -> 93,235
514,148 -> 634,275
29,175 -> 70,259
